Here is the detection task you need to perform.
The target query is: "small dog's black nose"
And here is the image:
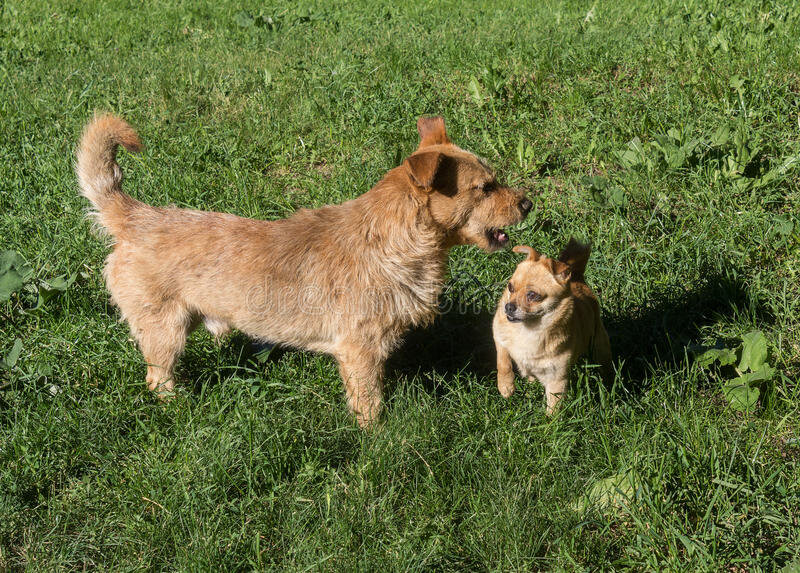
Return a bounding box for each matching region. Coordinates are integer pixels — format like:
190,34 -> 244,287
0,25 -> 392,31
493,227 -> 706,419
505,302 -> 517,314
519,198 -> 533,214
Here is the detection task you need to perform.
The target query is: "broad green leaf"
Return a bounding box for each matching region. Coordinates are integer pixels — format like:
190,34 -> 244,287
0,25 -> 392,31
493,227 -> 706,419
677,534 -> 697,556
667,127 -> 681,142
729,75 -> 745,91
573,470 -> 636,512
0,251 -> 31,276
582,176 -> 615,206
581,175 -> 609,190
696,347 -> 737,368
615,148 -> 640,168
467,77 -> 484,107
0,250 -> 33,302
781,559 -> 800,573
2,338 -> 23,370
777,154 -> 800,174
615,137 -> 645,169
253,343 -> 276,364
682,138 -> 702,155
738,330 -> 768,372
607,186 -> 626,207
589,189 -> 606,205
37,363 -> 54,378
33,273 -> 77,311
710,125 -> 730,148
723,377 -> 760,411
0,269 -> 26,302
666,148 -> 686,169
773,215 -> 794,238
743,364 -> 775,383
651,134 -> 671,151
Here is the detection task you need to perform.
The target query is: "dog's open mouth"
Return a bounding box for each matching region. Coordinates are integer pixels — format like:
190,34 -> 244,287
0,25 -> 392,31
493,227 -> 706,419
506,314 -> 522,323
487,228 -> 509,248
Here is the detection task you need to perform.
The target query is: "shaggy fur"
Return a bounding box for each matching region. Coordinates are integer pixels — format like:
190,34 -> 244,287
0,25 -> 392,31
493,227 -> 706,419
493,240 -> 612,414
76,113 -> 532,426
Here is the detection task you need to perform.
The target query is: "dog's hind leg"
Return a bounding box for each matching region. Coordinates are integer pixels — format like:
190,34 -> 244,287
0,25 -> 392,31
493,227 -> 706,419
203,316 -> 231,344
542,372 -> 569,416
104,250 -> 192,395
335,343 -> 384,428
592,323 -> 613,383
128,304 -> 192,395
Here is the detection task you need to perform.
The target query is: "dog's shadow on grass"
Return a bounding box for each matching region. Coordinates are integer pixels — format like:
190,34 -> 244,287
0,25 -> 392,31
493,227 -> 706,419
387,310 -> 497,391
389,269 -> 768,397
600,270 -> 769,390
178,332 -> 285,394
176,269 -> 767,405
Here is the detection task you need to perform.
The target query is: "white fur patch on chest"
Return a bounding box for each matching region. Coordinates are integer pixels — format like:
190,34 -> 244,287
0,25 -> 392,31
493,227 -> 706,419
495,316 -> 571,382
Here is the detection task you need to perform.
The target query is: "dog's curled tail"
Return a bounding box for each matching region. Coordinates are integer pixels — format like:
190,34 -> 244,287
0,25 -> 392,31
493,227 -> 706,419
76,113 -> 143,238
558,238 -> 591,283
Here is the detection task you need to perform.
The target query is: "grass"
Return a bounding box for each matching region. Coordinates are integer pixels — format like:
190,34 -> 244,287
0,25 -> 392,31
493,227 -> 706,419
2,0 -> 800,569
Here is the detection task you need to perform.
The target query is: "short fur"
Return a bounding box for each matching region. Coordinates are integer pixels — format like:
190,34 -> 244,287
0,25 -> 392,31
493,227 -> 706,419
493,239 -> 612,414
76,113 -> 532,427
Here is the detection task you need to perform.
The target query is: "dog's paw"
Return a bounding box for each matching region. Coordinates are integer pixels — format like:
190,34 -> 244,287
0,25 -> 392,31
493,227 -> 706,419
498,383 -> 515,399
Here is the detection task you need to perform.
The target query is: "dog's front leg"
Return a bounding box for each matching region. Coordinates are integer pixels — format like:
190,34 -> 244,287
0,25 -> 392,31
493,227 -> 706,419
496,344 -> 516,398
336,344 -> 384,428
542,370 -> 569,416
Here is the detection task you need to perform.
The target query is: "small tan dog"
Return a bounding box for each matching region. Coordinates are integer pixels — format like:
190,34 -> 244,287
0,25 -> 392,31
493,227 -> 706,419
76,113 -> 532,427
493,239 -> 611,414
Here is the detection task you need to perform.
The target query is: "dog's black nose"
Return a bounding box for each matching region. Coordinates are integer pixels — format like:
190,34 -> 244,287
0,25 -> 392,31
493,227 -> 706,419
505,302 -> 517,314
519,198 -> 533,214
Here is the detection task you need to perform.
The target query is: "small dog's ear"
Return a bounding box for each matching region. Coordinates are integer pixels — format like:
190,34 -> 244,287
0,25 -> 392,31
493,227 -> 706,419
405,151 -> 442,189
417,116 -> 451,147
558,237 -> 590,282
512,245 -> 541,261
545,259 -> 572,284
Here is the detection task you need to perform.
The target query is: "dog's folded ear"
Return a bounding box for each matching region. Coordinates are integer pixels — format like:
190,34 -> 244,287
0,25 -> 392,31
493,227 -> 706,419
558,237 -> 590,282
417,116 -> 451,147
405,151 -> 443,189
512,245 -> 541,261
515,246 -> 571,283
545,259 -> 572,284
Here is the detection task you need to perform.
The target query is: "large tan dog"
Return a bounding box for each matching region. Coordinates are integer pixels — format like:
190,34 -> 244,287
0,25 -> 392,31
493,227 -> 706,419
493,240 -> 612,414
77,114 -> 532,426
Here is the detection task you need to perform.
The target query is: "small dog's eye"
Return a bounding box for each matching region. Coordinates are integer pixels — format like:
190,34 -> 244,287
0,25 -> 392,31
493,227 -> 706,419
527,291 -> 543,302
483,182 -> 497,193
507,282 -> 514,293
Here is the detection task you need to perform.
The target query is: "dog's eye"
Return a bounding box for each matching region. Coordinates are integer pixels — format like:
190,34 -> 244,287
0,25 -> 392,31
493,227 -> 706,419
507,282 -> 514,293
527,291 -> 543,302
483,182 -> 497,193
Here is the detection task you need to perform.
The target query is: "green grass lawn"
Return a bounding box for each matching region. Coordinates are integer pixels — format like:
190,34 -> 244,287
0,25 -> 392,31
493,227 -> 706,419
2,0 -> 800,569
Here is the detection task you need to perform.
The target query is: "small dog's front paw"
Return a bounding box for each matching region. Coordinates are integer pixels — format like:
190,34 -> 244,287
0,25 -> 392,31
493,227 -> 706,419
498,382 -> 515,399
545,391 -> 564,416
